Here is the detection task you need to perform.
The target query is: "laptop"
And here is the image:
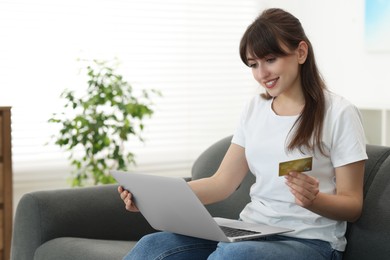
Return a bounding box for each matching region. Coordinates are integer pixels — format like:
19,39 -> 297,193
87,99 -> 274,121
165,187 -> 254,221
111,171 -> 293,242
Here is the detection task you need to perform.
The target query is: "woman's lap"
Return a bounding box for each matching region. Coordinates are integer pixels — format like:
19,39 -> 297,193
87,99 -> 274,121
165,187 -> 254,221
123,232 -> 342,260
123,232 -> 217,260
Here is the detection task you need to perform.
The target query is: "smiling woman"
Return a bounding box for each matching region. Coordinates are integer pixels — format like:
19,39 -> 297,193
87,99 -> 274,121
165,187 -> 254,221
0,0 -> 259,207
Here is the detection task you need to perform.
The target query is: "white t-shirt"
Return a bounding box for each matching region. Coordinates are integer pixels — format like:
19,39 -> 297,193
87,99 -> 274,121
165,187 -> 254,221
232,91 -> 367,251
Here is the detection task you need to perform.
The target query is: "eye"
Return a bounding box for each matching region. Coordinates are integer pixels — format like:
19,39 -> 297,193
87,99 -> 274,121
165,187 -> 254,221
248,62 -> 258,68
265,57 -> 276,63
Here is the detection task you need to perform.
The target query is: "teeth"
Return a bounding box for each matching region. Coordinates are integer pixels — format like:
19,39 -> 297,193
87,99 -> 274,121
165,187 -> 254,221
266,80 -> 276,86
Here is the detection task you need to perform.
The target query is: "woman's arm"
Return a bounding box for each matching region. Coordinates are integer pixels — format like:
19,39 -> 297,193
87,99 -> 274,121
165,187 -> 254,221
285,160 -> 365,222
188,143 -> 249,205
119,143 -> 249,211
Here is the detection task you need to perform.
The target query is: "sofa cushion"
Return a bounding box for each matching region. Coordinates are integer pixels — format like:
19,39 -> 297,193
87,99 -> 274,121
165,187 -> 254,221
34,238 -> 134,260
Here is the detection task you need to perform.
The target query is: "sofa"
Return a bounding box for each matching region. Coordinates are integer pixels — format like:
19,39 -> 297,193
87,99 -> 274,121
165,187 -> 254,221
11,136 -> 390,260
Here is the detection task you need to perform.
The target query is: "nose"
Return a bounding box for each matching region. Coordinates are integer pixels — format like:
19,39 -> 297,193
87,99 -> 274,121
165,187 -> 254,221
252,63 -> 270,81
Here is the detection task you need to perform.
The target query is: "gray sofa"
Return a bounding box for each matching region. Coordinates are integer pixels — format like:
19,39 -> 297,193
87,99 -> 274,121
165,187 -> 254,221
11,136 -> 390,260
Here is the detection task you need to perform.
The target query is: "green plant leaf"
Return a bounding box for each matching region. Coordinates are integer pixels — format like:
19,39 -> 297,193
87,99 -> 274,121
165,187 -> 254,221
47,58 -> 161,187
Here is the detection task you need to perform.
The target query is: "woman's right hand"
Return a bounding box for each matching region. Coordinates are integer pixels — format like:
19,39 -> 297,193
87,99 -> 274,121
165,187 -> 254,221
118,186 -> 140,212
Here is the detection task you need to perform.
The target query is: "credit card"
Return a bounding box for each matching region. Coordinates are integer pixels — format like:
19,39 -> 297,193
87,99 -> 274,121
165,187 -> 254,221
279,157 -> 313,176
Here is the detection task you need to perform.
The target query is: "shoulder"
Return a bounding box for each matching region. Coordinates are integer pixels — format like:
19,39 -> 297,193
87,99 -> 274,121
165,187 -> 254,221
322,91 -> 367,166
322,91 -> 365,139
238,94 -> 272,123
244,94 -> 272,112
324,91 -> 360,118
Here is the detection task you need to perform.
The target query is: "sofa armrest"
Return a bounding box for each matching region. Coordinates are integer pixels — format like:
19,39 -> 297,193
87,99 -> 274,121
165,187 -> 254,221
344,145 -> 390,259
11,184 -> 155,260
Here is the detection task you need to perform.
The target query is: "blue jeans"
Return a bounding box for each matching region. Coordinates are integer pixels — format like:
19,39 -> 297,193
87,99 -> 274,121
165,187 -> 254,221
123,232 -> 343,260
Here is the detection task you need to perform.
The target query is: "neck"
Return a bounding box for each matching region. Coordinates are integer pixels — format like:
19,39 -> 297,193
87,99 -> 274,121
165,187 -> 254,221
272,94 -> 305,116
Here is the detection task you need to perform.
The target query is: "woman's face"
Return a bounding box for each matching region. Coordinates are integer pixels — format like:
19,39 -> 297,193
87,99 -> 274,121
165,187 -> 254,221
246,42 -> 307,99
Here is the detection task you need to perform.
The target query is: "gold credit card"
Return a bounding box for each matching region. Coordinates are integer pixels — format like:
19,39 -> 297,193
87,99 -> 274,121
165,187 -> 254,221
279,157 -> 313,176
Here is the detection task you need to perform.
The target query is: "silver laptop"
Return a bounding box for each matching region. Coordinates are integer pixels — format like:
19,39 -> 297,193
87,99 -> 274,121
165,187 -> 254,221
111,171 -> 293,242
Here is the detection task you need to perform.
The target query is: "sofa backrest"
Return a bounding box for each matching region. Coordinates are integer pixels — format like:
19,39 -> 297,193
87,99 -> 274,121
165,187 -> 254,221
191,136 -> 255,219
192,136 -> 390,260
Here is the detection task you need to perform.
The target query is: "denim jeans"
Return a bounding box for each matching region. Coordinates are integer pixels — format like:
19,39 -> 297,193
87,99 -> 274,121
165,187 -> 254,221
123,232 -> 343,260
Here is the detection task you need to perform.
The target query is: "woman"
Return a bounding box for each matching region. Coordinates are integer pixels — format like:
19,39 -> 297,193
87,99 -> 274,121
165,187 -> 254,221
119,8 -> 367,259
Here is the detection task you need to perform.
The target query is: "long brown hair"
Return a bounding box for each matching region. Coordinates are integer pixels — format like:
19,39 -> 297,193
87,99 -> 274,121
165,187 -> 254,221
239,8 -> 327,155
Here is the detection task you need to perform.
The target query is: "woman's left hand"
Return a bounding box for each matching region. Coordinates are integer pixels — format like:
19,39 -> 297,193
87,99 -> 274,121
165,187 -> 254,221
285,172 -> 319,208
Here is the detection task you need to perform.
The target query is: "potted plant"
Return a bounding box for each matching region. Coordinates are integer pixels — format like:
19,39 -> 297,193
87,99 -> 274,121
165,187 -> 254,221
48,59 -> 160,187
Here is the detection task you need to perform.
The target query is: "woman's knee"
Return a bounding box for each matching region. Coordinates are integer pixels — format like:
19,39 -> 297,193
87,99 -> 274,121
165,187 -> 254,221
138,232 -> 166,244
124,232 -> 169,259
135,232 -> 177,250
126,232 -> 217,260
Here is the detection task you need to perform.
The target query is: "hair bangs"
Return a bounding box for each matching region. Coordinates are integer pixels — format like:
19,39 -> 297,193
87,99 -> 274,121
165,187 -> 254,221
240,22 -> 289,66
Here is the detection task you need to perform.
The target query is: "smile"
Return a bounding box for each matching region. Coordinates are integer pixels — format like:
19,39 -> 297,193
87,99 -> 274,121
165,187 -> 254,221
265,78 -> 278,89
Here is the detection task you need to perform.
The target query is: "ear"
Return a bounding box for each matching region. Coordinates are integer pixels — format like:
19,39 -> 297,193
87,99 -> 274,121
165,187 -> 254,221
297,41 -> 308,64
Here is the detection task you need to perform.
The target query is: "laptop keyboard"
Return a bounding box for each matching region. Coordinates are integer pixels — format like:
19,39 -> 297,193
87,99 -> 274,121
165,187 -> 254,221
219,225 -> 261,237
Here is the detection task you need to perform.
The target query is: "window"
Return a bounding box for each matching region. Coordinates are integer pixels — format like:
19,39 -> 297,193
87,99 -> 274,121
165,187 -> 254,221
0,0 -> 260,191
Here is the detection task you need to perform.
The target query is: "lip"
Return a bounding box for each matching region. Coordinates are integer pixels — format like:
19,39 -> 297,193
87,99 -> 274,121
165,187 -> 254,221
264,78 -> 279,89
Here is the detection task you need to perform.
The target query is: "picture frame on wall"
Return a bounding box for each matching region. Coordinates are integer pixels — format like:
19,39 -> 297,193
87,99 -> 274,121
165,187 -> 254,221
365,0 -> 390,52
